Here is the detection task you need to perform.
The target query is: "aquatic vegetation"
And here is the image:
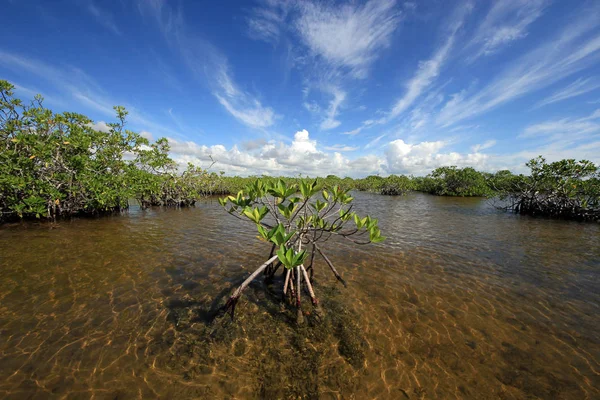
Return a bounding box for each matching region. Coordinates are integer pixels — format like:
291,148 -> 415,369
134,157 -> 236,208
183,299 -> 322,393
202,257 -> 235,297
218,178 -> 385,323
417,166 -> 492,197
133,137 -> 222,208
380,174 -> 414,195
0,80 -> 144,220
0,80 -> 218,221
494,157 -> 600,221
354,175 -> 385,192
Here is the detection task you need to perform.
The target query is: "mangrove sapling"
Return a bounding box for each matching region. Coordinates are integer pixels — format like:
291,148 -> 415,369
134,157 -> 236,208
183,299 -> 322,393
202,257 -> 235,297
217,178 -> 385,323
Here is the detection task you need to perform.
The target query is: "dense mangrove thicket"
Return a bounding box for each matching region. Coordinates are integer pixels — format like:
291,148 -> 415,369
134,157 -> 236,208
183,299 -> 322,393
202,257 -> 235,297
0,80 -> 219,222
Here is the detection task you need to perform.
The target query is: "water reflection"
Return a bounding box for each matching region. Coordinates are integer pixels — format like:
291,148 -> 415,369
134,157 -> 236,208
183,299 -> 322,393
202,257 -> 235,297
0,193 -> 598,399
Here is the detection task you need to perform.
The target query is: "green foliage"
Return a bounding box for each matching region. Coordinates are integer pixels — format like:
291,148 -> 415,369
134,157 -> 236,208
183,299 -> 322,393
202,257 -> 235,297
487,169 -> 525,192
497,156 -> 600,221
219,178 -> 385,271
354,175 -> 385,192
0,80 -> 218,221
418,166 -> 492,197
380,174 -> 414,195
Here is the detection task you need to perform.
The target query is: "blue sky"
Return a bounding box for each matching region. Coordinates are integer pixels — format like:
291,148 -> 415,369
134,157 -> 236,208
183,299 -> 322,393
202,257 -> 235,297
2,0 -> 600,177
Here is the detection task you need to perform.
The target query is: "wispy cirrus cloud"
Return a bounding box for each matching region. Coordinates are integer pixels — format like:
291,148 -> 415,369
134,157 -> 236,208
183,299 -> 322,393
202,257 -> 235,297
295,0 -> 401,79
0,49 -> 187,138
465,0 -> 547,61
534,77 -> 600,109
365,133 -> 387,149
86,1 -> 121,35
370,1 -> 473,126
320,86 -> 346,130
213,64 -> 279,129
248,0 -> 401,78
246,0 -> 291,44
324,144 -> 358,152
248,0 -> 402,132
138,0 -> 279,130
437,6 -> 600,127
471,139 -> 497,152
521,108 -> 600,142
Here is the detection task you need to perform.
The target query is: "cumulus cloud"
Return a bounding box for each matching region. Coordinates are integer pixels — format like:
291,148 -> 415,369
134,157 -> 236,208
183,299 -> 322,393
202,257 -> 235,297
159,129 -> 499,177
385,139 -> 489,175
88,121 -> 111,133
164,129 -> 383,177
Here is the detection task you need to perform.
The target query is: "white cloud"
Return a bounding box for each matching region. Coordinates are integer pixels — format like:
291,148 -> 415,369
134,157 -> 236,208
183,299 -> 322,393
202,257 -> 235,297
137,0 -> 279,130
215,93 -> 277,129
89,121 -> 111,133
386,38 -> 454,122
534,77 -> 600,109
319,86 -> 346,130
471,139 -> 496,152
86,1 -> 121,35
303,101 -> 321,114
295,0 -> 401,78
140,131 -> 154,141
136,0 -> 183,36
466,0 -> 547,61
0,50 -> 185,138
365,134 -> 387,149
342,127 -> 363,136
379,2 -> 473,124
246,0 -> 291,44
385,139 -> 489,175
521,108 -> 600,143
437,7 -> 600,127
324,144 -> 359,152
165,129 -> 384,177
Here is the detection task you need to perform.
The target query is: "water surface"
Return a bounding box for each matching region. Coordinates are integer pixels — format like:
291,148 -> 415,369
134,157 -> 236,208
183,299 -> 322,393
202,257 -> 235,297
0,192 -> 598,399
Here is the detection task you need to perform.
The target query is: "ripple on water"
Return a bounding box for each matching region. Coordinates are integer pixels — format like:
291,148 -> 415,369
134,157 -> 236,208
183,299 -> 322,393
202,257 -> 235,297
0,193 -> 599,399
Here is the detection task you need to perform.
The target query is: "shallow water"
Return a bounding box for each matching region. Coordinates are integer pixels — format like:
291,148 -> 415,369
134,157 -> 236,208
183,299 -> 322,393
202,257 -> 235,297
0,192 -> 598,399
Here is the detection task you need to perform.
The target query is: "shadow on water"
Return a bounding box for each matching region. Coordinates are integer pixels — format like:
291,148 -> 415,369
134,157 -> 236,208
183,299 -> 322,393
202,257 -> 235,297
0,192 -> 599,398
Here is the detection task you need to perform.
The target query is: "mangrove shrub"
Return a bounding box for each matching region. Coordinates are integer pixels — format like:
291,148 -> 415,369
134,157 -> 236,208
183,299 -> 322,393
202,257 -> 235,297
218,178 -> 385,323
496,157 -> 600,221
418,166 -> 491,196
0,80 -> 218,222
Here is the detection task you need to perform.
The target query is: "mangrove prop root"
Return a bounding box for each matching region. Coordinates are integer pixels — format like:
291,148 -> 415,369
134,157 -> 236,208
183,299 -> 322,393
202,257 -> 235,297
313,243 -> 347,288
219,254 -> 279,320
296,266 -> 304,325
264,244 -> 276,276
301,265 -> 319,307
283,268 -> 291,299
306,244 -> 316,279
287,272 -> 296,301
